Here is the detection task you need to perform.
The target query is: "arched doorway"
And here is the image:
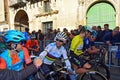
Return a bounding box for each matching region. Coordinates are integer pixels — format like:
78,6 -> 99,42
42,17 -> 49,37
14,10 -> 29,31
86,2 -> 116,29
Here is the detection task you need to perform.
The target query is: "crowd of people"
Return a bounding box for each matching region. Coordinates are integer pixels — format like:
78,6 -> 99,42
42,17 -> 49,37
0,23 -> 120,80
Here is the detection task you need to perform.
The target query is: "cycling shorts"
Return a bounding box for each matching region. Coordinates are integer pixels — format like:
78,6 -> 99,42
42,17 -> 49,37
69,50 -> 86,68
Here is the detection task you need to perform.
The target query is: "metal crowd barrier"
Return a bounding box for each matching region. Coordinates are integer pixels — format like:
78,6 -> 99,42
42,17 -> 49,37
94,42 -> 120,69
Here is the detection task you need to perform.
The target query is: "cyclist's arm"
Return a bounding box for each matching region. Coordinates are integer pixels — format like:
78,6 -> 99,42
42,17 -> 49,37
0,64 -> 38,80
102,33 -> 112,46
62,50 -> 71,68
39,44 -> 52,60
87,46 -> 99,54
0,58 -> 6,69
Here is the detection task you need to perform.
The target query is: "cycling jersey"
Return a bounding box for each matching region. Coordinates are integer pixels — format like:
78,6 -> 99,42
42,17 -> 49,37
39,42 -> 71,68
0,47 -> 32,71
70,35 -> 83,56
26,39 -> 39,49
83,38 -> 94,51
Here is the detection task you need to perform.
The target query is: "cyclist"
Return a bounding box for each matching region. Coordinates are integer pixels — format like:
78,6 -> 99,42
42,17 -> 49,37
26,34 -> 40,56
0,57 -> 42,80
0,30 -> 32,71
39,32 -> 73,77
83,28 -> 100,54
69,26 -> 91,74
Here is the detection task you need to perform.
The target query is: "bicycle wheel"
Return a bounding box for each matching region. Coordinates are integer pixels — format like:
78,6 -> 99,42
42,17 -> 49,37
36,71 -> 46,80
77,71 -> 108,80
96,63 -> 110,79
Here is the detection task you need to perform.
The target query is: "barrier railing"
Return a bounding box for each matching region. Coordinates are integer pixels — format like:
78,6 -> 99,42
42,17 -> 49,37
94,42 -> 120,69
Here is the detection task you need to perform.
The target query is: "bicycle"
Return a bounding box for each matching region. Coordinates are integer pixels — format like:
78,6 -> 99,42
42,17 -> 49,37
75,47 -> 110,80
37,58 -> 70,80
77,70 -> 108,80
88,47 -> 110,79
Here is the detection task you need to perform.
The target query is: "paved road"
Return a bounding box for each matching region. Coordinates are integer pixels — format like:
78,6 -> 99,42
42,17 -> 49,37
109,67 -> 120,80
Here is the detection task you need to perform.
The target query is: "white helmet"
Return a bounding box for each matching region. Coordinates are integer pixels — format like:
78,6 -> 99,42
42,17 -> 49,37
54,32 -> 67,43
87,26 -> 93,32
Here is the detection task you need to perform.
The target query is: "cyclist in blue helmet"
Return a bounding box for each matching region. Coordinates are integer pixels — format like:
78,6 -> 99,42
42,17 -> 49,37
4,30 -> 25,43
83,29 -> 100,55
0,57 -> 42,80
0,30 -> 32,72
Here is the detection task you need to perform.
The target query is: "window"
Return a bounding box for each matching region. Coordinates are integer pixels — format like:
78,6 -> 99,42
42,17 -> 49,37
43,21 -> 53,34
44,1 -> 51,12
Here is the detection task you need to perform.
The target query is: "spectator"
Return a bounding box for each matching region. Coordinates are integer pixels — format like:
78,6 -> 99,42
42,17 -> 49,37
23,27 -> 30,42
45,28 -> 54,46
37,29 -> 44,52
102,24 -> 112,37
96,26 -> 103,42
26,34 -> 40,56
103,27 -> 120,64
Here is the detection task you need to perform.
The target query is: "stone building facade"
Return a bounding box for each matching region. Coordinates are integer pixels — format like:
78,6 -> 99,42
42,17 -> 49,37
0,0 -> 120,32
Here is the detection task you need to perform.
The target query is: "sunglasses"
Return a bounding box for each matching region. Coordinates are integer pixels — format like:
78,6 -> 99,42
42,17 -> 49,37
15,41 -> 24,45
56,39 -> 64,43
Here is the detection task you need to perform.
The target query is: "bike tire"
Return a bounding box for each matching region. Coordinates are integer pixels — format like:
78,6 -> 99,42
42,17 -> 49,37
96,63 -> 110,79
77,71 -> 108,80
37,71 -> 46,80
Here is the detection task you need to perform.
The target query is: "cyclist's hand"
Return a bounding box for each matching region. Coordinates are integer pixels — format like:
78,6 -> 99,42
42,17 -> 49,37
33,57 -> 42,69
67,68 -> 75,74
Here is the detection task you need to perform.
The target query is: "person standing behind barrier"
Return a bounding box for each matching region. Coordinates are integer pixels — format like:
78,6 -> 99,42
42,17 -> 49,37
37,29 -> 44,52
23,27 -> 30,42
44,28 -> 54,46
96,26 -> 103,42
102,24 -> 112,37
103,27 -> 120,64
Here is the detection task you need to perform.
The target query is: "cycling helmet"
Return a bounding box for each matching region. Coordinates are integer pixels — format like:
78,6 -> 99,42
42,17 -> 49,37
84,26 -> 93,32
4,30 -> 25,43
54,32 -> 67,43
87,26 -> 93,32
91,30 -> 97,37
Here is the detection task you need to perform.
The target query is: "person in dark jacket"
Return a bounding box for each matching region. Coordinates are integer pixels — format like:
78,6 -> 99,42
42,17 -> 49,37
0,57 -> 42,80
103,27 -> 120,64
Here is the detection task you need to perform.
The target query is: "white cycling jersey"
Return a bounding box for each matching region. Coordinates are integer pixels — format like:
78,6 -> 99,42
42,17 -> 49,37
39,42 -> 71,68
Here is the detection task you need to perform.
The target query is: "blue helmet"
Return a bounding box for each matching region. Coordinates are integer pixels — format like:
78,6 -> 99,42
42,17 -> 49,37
91,30 -> 97,37
4,30 -> 25,43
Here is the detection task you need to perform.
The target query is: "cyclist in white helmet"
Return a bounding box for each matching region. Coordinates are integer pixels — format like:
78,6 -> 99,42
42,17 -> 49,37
39,31 -> 73,77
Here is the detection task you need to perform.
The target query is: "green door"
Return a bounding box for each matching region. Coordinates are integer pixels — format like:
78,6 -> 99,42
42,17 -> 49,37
87,2 -> 115,29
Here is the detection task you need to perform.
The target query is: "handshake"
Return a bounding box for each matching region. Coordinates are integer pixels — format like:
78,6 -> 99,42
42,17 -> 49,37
33,57 -> 43,69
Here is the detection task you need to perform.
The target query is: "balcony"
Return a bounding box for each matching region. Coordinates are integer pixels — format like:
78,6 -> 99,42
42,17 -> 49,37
26,0 -> 42,4
36,10 -> 59,17
9,0 -> 26,9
